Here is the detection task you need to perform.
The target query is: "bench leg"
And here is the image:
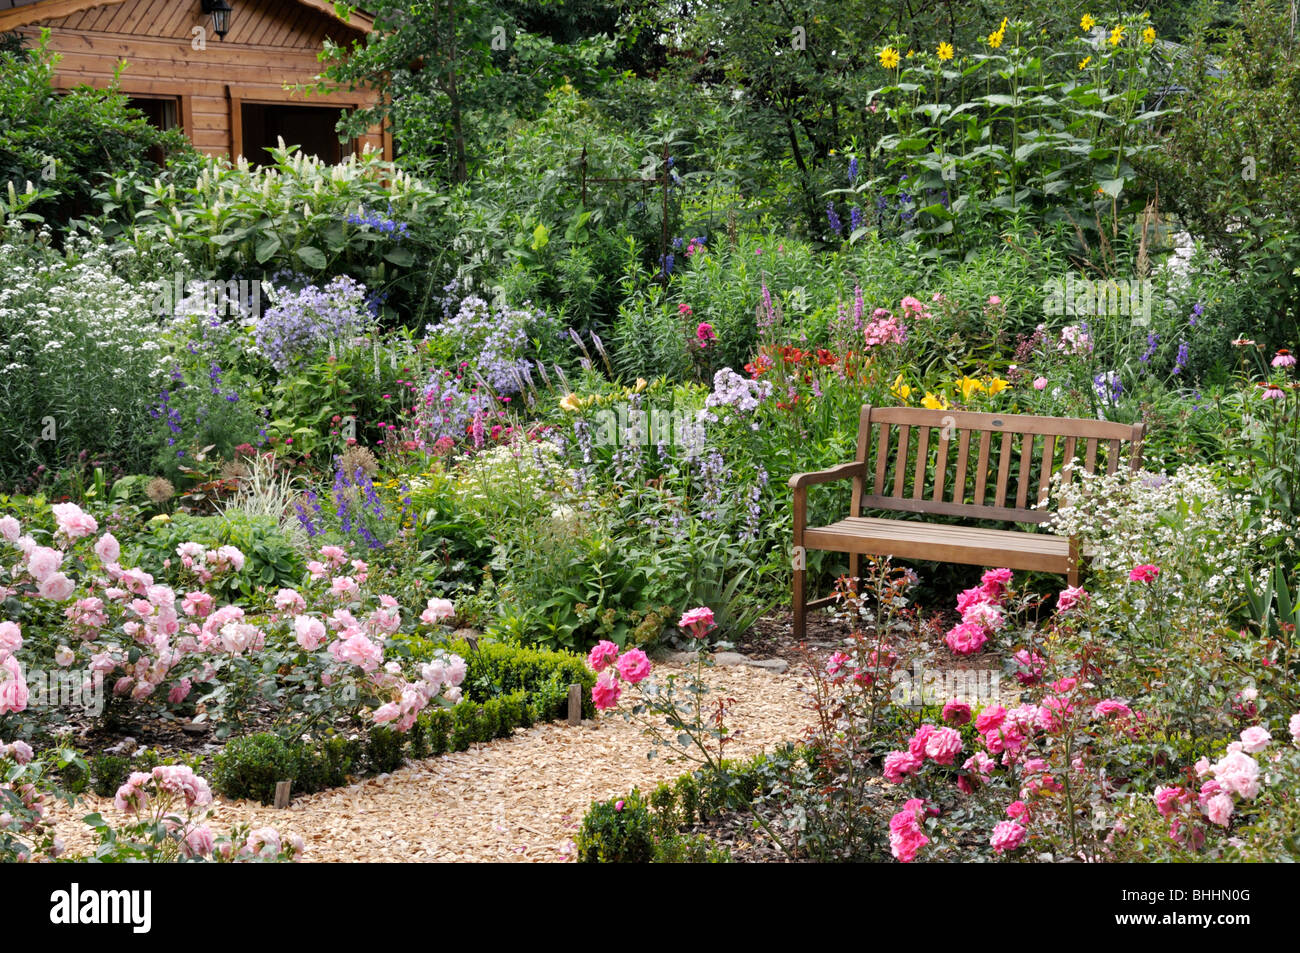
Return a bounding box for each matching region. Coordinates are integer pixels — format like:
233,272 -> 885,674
1068,537 -> 1081,587
792,566 -> 806,640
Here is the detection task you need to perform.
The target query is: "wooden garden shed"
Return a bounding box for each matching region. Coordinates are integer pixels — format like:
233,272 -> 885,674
0,0 -> 390,162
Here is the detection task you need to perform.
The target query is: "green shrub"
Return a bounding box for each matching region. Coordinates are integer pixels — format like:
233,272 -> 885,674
577,792 -> 658,863
364,726 -> 406,774
211,733 -> 298,804
295,736 -> 359,793
88,754 -> 132,798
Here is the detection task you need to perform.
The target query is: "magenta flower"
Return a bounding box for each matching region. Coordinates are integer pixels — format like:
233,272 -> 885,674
1128,564 -> 1160,583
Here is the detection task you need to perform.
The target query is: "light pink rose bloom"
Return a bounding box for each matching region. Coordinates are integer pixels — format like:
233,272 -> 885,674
1056,585 -> 1088,613
0,515 -> 19,542
372,702 -> 401,725
1212,751 -> 1260,799
330,576 -> 360,600
184,826 -> 215,858
52,502 -> 98,539
443,656 -> 467,686
246,827 -> 282,856
293,615 -> 327,651
677,606 -> 716,638
1153,785 -> 1186,816
1203,792 -> 1235,827
93,533 -> 121,564
168,679 -> 192,704
1032,376 -> 1048,390
0,621 -> 21,654
615,648 -> 652,684
54,645 -> 74,667
0,655 -> 29,714
319,545 -> 348,568
274,589 -> 306,614
329,634 -> 382,671
7,740 -> 33,764
420,598 -> 455,624
14,534 -> 36,556
37,572 -> 75,601
961,601 -> 1005,632
1290,712 -> 1300,744
1239,726 -> 1271,753
26,545 -> 63,583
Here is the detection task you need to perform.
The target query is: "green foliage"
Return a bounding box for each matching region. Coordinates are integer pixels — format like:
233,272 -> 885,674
211,733 -> 299,804
576,791 -> 658,863
0,37 -> 190,231
128,511 -> 304,599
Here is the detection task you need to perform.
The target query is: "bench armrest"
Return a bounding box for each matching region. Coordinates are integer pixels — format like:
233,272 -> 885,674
788,461 -> 865,490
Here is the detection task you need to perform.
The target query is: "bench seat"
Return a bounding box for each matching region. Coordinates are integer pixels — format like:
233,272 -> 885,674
803,517 -> 1074,575
789,405 -> 1145,638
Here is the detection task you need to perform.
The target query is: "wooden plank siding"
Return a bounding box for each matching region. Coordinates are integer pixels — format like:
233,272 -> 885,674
8,0 -> 387,160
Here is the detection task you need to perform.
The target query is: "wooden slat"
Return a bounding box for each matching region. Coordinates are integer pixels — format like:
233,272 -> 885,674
873,423 -> 890,495
1084,438 -> 1098,474
973,430 -> 992,505
952,429 -> 971,505
993,432 -> 1013,508
868,406 -> 1138,440
1015,433 -> 1034,509
932,429 -> 951,504
1060,435 -> 1077,486
1037,434 -> 1056,506
854,495 -> 1049,524
1105,438 -> 1121,475
892,425 -> 910,498
912,426 -> 930,500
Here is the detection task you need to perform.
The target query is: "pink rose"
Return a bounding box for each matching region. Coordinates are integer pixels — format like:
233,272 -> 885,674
591,670 -> 622,710
0,515 -> 19,542
93,532 -> 121,564
329,634 -> 382,671
274,588 -> 306,614
586,640 -> 620,673
52,502 -> 98,540
1290,712 -> 1300,744
944,621 -> 987,655
979,568 -> 1013,596
25,545 -> 63,583
0,655 -> 28,714
1153,785 -> 1186,817
330,576 -> 360,600
883,750 -> 923,783
372,702 -> 401,725
1203,792 -> 1234,827
420,598 -> 455,625
1094,699 -> 1133,719
888,800 -> 930,863
37,572 -> 75,602
184,826 -> 215,858
168,679 -> 192,704
1032,376 -> 1048,390
975,704 -> 1007,733
677,606 -> 716,639
990,820 -> 1027,853
0,621 -> 21,654
941,699 -> 971,726
1056,585 -> 1088,614
1128,564 -> 1160,583
923,726 -> 963,765
1239,726 -> 1271,753
615,648 -> 652,684
293,615 -> 327,651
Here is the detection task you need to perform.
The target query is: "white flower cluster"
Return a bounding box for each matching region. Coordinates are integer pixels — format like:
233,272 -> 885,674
1044,465 -> 1290,622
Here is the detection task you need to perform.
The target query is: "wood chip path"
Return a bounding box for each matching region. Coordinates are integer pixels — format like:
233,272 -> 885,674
51,662 -> 814,862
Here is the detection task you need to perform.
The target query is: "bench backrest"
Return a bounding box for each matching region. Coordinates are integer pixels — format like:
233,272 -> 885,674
849,406 -> 1145,524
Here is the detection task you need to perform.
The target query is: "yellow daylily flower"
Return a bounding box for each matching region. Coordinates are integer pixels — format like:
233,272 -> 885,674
878,46 -> 900,69
984,377 -> 1010,396
921,392 -> 949,410
957,376 -> 985,401
937,41 -> 955,61
891,373 -> 912,401
633,378 -> 648,393
559,393 -> 583,412
1080,14 -> 1096,31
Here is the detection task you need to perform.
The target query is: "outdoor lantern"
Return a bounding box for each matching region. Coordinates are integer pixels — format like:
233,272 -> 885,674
201,0 -> 233,41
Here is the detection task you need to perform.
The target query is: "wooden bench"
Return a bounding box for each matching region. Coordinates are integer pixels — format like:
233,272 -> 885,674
788,405 -> 1145,639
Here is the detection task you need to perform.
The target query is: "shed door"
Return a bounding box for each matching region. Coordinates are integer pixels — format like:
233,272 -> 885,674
240,103 -> 350,165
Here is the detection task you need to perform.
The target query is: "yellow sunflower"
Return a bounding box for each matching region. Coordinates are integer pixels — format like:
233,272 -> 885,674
937,41 -> 955,61
1080,13 -> 1096,31
1078,55 -> 1092,69
878,46 -> 901,69
1142,26 -> 1156,44
1109,24 -> 1125,46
